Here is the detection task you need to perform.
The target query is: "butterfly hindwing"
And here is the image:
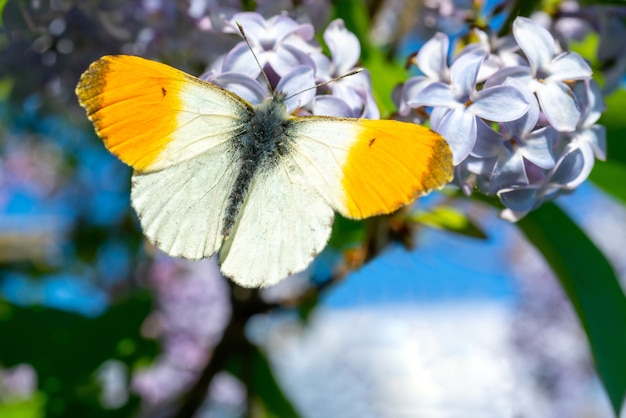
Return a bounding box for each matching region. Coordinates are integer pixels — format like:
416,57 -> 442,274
219,155 -> 335,287
131,142 -> 238,260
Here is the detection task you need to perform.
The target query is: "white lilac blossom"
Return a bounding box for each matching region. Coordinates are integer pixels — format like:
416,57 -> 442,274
407,47 -> 529,164
204,13 -> 377,119
400,16 -> 604,220
489,17 -> 593,132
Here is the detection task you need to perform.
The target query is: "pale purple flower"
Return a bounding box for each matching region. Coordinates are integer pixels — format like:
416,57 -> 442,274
472,78 -> 557,193
470,28 -> 526,81
497,79 -> 606,221
553,79 -> 606,189
399,32 -> 450,116
408,47 -> 529,164
221,12 -> 318,78
311,19 -> 378,118
204,13 -> 375,119
488,17 -> 592,132
399,15 -> 606,220
497,147 -> 585,222
0,364 -> 37,400
132,256 -> 231,407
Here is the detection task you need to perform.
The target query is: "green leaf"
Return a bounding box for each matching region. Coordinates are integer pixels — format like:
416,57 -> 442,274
498,0 -> 543,36
0,294 -> 157,417
590,160 -> 626,205
0,392 -> 45,418
601,88 -> 626,130
601,88 -> 626,167
411,206 -> 487,239
328,214 -> 365,250
0,0 -> 7,28
332,0 -> 408,115
518,203 -> 626,414
249,347 -> 300,418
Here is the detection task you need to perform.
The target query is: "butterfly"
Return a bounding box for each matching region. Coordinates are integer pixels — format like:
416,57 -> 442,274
75,54 -> 453,287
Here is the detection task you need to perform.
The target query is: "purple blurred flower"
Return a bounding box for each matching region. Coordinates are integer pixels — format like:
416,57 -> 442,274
132,256 -> 231,407
0,364 -> 37,400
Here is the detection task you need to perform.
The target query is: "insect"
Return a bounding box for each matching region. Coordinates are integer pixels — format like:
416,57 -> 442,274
75,53 -> 452,287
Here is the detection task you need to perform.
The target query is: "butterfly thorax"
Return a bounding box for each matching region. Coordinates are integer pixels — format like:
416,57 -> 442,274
222,94 -> 295,238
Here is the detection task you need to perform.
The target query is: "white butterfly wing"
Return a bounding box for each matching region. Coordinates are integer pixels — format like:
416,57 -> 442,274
219,156 -> 334,287
131,142 -> 238,259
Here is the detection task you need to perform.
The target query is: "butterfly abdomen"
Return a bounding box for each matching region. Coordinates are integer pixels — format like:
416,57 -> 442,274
222,96 -> 296,238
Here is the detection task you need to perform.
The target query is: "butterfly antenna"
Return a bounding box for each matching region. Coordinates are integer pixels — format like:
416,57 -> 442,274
283,68 -> 364,102
236,21 -> 273,94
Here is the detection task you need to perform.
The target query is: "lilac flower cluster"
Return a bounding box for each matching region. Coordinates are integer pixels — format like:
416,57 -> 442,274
201,12 -> 379,119
540,0 -> 626,95
400,16 -> 605,220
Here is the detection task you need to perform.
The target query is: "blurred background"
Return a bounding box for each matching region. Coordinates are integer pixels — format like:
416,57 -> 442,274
0,1 -> 625,417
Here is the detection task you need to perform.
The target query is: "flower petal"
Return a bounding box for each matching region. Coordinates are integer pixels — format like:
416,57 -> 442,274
211,72 -> 268,104
502,77 -> 539,137
400,76 -> 432,114
471,119 -> 507,158
572,79 -> 604,127
520,127 -> 557,169
313,96 -> 355,117
513,17 -> 555,74
536,81 -> 580,132
270,15 -> 313,43
417,32 -> 450,81
221,42 -> 262,78
276,66 -> 316,112
227,12 -> 266,38
575,125 -> 607,161
449,48 -> 485,98
407,82 -> 457,108
498,186 -> 540,214
269,44 -> 316,76
434,107 -> 477,164
550,144 -> 594,188
324,19 -> 360,75
547,52 -> 592,81
484,65 -> 534,89
492,152 -> 528,191
470,85 -> 529,122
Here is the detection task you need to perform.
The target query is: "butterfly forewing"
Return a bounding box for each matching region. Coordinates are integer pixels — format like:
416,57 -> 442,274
76,55 -> 251,172
287,117 -> 453,219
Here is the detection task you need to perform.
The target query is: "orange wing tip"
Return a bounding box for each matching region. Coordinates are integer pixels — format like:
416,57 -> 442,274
341,119 -> 453,219
75,55 -> 184,171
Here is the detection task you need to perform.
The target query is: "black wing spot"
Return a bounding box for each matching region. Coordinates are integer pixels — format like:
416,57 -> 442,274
161,87 -> 167,97
369,137 -> 376,147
